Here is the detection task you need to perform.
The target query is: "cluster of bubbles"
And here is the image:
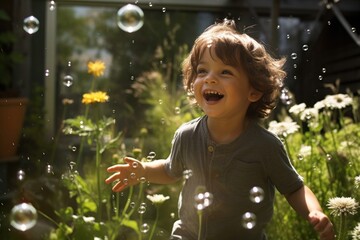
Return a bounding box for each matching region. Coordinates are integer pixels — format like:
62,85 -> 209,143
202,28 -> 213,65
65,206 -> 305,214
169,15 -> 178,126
280,87 -> 293,106
194,191 -> 214,211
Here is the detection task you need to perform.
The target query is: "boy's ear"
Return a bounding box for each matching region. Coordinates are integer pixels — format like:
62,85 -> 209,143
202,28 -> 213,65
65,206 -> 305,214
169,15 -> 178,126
248,89 -> 263,102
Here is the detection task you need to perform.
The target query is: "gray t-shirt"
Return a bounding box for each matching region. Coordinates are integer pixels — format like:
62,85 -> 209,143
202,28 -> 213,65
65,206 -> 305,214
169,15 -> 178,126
164,116 -> 303,240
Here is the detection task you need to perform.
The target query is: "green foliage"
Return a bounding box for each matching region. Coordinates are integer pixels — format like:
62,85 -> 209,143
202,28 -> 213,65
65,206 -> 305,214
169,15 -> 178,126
266,94 -> 360,240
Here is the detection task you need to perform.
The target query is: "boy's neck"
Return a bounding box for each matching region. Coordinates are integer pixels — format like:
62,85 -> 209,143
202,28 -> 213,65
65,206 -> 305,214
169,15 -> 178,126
206,116 -> 249,144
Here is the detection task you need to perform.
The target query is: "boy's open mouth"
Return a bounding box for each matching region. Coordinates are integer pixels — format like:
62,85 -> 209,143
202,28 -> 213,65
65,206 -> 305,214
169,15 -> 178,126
203,90 -> 224,102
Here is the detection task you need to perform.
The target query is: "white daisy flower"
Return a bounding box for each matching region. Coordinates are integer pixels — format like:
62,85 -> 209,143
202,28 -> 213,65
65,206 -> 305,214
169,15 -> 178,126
315,94 -> 353,110
268,117 -> 300,137
147,194 -> 170,206
327,197 -> 359,216
289,103 -> 306,116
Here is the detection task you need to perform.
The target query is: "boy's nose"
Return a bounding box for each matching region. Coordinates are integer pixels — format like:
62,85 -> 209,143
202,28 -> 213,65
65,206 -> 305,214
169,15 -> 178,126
204,73 -> 218,84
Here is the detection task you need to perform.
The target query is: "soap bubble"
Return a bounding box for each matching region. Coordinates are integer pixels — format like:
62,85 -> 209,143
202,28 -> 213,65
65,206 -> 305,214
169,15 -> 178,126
23,16 -> 39,34
302,44 -> 309,51
140,223 -> 150,233
46,164 -> 54,175
10,203 -> 38,231
138,205 -> 146,214
117,4 -> 144,33
62,75 -> 74,87
17,170 -> 26,182
290,53 -> 297,60
249,186 -> 264,203
49,1 -> 56,11
241,212 -> 256,229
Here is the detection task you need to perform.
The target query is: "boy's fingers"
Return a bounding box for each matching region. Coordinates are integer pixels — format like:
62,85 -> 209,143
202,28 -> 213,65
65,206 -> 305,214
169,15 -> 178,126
107,165 -> 123,173
105,172 -> 121,184
112,180 -> 127,192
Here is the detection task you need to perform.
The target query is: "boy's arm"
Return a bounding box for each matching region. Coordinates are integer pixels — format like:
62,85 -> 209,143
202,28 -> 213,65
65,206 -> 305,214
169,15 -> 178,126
105,157 -> 178,192
285,185 -> 335,240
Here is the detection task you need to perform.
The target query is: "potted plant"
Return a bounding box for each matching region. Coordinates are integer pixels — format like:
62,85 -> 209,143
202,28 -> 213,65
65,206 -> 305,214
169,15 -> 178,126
0,7 -> 28,160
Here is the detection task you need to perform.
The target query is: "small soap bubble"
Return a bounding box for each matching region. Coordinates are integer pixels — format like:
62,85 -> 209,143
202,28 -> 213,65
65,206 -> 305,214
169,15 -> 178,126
10,203 -> 38,231
130,202 -> 136,208
17,170 -> 26,182
138,205 -> 146,214
148,151 -> 156,159
69,161 -> 76,170
148,2 -> 153,7
175,107 -> 181,114
352,27 -> 356,33
290,53 -> 297,60
170,212 -> 175,218
117,4 -> 144,33
138,177 -> 146,183
242,212 -> 256,229
62,75 -> 74,87
318,75 -> 323,81
306,29 -> 311,34
123,178 -> 129,185
23,16 -> 39,34
297,154 -> 304,161
162,7 -> 166,12
326,154 -> 332,161
322,67 -> 326,73
249,186 -> 264,203
302,44 -> 309,51
49,1 -> 56,11
130,172 -> 136,179
140,223 -> 150,233
45,69 -> 50,77
132,162 -> 139,168
46,164 -> 54,175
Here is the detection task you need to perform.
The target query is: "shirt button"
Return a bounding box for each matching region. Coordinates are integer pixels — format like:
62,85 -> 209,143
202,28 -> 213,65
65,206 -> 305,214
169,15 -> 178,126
208,146 -> 214,152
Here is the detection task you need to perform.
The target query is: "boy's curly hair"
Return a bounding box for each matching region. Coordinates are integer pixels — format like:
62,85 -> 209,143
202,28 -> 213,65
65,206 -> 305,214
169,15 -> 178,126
182,19 -> 286,119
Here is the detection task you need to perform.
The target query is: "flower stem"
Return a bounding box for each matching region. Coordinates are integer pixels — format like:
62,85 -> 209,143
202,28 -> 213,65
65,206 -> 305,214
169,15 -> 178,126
197,210 -> 203,240
337,214 -> 347,240
96,138 -> 102,220
37,210 -> 71,240
149,205 -> 159,240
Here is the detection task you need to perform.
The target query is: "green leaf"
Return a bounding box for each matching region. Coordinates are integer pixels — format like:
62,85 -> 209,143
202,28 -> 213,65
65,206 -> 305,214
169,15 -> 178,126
121,218 -> 139,233
100,131 -> 123,154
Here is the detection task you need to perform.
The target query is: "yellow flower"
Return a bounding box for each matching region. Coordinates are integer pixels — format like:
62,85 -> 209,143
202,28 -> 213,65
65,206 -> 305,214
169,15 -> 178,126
87,60 -> 106,77
82,91 -> 109,104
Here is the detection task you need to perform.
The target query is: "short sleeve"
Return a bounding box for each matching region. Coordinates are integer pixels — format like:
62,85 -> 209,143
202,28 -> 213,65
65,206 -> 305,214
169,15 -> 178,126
164,128 -> 185,179
265,139 -> 304,194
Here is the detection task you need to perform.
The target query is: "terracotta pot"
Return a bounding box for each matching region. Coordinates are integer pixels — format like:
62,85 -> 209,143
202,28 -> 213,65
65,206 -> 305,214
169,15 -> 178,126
0,98 -> 28,160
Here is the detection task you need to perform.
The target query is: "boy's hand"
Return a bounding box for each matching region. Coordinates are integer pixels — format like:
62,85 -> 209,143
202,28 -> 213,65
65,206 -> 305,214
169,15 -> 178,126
308,210 -> 335,240
105,157 -> 146,192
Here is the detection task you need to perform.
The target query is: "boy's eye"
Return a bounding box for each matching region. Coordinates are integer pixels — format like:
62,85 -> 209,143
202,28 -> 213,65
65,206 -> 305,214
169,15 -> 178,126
196,68 -> 207,74
222,70 -> 233,75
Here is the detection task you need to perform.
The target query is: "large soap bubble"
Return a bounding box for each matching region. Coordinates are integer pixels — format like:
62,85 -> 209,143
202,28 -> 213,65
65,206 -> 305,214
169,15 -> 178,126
10,203 -> 38,231
117,4 -> 144,33
23,16 -> 39,34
